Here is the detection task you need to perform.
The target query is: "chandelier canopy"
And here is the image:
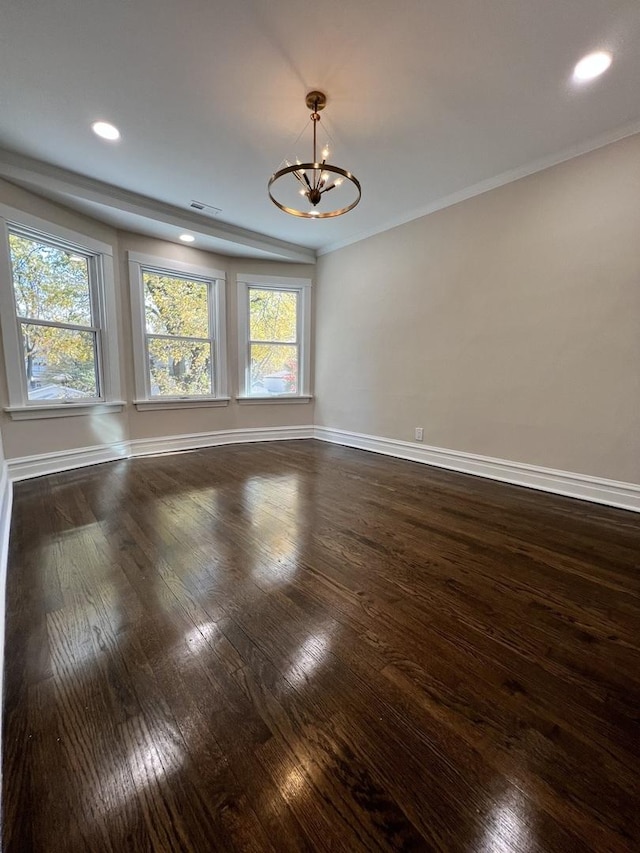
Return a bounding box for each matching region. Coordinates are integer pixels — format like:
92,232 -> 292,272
268,91 -> 361,219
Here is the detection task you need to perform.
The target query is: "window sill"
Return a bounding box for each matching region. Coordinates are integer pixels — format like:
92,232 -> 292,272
4,401 -> 126,421
235,395 -> 313,405
133,397 -> 231,411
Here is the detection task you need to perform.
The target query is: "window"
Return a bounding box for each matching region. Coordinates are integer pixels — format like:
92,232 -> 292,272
128,253 -> 227,409
0,207 -> 122,419
237,275 -> 311,400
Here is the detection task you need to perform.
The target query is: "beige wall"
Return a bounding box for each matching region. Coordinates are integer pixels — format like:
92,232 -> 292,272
0,180 -> 315,460
315,134 -> 640,484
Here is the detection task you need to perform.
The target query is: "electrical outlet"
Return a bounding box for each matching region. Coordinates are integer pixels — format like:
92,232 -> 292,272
415,427 -> 424,442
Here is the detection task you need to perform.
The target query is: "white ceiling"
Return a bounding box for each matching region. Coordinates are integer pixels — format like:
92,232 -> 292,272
1,0 -> 639,259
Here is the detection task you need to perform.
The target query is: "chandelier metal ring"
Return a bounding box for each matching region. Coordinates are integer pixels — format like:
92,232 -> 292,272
268,163 -> 362,219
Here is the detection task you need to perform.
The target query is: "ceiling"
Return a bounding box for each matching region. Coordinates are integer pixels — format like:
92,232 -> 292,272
1,0 -> 639,260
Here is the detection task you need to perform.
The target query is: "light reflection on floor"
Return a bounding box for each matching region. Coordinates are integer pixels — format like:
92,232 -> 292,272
477,788 -> 534,852
244,474 -> 301,588
92,717 -> 186,820
154,487 -> 219,540
183,620 -> 220,654
283,630 -> 333,690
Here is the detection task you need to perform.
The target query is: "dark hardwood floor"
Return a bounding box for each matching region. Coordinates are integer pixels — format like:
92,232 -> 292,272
3,440 -> 639,852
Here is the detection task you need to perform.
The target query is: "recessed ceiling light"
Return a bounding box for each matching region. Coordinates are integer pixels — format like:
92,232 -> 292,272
573,51 -> 612,82
91,120 -> 120,141
179,233 -> 195,243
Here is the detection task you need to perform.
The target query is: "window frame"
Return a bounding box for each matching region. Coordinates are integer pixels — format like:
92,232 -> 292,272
128,252 -> 228,410
0,205 -> 123,420
236,274 -> 312,402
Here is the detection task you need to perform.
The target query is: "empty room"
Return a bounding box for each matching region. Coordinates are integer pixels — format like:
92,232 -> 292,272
0,1 -> 638,851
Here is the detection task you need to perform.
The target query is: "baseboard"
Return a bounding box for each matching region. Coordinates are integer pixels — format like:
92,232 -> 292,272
6,426 -> 315,480
314,426 -> 640,513
0,456 -> 14,795
5,424 -> 639,512
129,425 -> 314,458
8,442 -> 130,481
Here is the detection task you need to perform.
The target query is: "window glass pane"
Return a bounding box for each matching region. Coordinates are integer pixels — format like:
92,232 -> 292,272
249,289 -> 297,342
21,323 -> 98,400
143,272 -> 209,338
9,233 -> 92,325
148,338 -> 212,396
250,343 -> 298,394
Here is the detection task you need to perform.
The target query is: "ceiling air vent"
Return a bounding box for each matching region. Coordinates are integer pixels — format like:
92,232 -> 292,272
190,200 -> 222,216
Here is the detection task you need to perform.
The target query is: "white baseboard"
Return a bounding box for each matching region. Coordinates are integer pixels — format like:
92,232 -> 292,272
6,426 -> 314,481
314,427 -> 640,513
5,424 -> 639,512
129,425 -> 314,458
8,442 -> 130,481
0,457 -> 14,789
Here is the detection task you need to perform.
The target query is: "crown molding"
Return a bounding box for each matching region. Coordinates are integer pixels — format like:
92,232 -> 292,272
317,118 -> 640,256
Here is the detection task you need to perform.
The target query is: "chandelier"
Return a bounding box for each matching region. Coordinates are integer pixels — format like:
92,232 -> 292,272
268,91 -> 361,219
